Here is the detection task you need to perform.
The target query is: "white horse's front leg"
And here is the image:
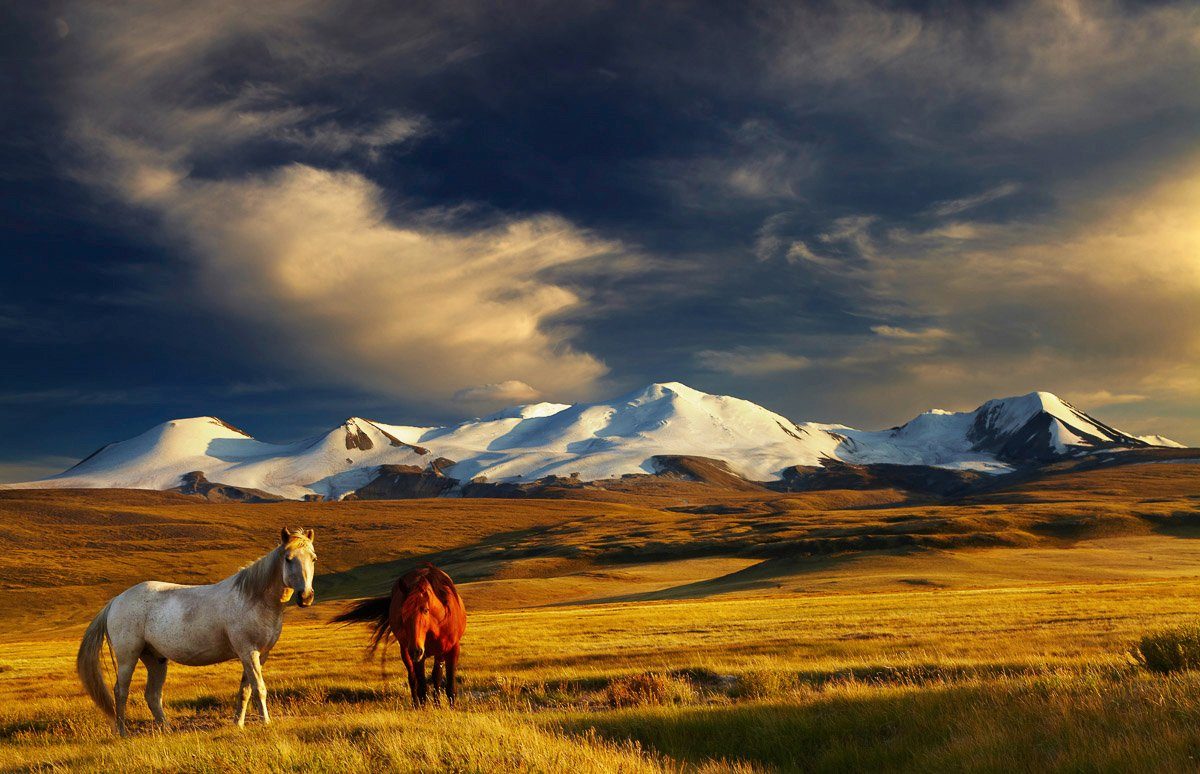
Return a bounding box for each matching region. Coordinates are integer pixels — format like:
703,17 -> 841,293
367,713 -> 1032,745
235,666 -> 253,727
239,649 -> 270,725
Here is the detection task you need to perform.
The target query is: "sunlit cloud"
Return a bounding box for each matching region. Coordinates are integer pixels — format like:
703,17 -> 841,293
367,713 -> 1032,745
18,0 -> 1200,452
60,0 -> 633,406
453,380 -> 543,405
1071,390 -> 1148,408
696,348 -> 812,376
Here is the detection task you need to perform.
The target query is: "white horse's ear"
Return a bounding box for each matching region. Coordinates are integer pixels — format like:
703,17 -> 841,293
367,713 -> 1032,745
280,527 -> 290,545
304,528 -> 314,541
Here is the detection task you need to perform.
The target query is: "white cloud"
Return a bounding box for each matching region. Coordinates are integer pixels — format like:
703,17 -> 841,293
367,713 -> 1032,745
764,0 -> 1200,140
696,347 -> 812,375
791,155 -> 1200,424
274,113 -> 428,159
453,380 -> 543,405
1070,390 -> 1147,408
60,0 -> 632,406
870,325 -> 953,342
928,183 -> 1020,218
148,163 -> 616,401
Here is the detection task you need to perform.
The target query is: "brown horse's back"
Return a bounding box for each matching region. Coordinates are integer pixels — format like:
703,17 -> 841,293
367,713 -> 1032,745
337,563 -> 466,706
391,564 -> 466,655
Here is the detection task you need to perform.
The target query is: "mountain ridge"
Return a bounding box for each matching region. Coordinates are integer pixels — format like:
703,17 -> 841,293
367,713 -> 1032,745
3,382 -> 1184,500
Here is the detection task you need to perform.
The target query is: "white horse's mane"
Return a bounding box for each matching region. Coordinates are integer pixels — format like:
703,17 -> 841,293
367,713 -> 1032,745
232,545 -> 283,600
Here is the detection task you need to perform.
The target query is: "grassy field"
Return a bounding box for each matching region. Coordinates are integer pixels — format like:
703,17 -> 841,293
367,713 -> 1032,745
1,463 -> 1199,771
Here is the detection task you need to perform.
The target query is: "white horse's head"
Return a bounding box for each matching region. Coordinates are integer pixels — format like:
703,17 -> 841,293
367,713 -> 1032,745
279,528 -> 317,607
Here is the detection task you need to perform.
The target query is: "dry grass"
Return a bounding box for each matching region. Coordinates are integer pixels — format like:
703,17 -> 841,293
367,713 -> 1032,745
4,461 -> 1199,629
4,574 -> 1200,770
0,463 -> 1198,770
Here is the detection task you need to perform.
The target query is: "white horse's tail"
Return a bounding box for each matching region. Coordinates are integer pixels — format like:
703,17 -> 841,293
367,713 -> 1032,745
77,600 -> 115,718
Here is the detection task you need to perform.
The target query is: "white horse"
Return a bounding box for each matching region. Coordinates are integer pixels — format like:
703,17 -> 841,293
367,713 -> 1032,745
77,527 -> 317,735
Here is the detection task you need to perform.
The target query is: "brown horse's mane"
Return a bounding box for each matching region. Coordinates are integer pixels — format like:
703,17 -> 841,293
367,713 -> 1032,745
332,562 -> 464,660
399,578 -> 433,620
397,564 -> 455,599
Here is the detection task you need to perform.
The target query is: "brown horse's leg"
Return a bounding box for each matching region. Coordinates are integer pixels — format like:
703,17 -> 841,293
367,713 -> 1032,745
414,657 -> 429,706
401,652 -> 419,708
430,659 -> 444,705
444,645 -> 459,707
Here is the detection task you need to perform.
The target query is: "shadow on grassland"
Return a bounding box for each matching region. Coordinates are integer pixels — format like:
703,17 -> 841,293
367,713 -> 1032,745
552,673 -> 1200,772
565,550 -> 917,605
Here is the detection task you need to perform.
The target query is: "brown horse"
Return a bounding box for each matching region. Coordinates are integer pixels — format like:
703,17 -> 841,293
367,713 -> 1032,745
333,563 -> 466,706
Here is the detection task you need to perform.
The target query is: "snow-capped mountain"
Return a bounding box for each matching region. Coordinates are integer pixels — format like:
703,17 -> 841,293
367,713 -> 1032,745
4,383 -> 1181,499
1134,434 -> 1185,448
819,391 -> 1164,471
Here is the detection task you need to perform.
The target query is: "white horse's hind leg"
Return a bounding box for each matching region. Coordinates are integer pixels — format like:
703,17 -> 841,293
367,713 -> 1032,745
140,654 -> 168,727
112,654 -> 137,737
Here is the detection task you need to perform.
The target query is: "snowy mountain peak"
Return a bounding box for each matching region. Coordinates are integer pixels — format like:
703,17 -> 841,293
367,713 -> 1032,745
157,416 -> 250,435
975,391 -> 1075,433
137,416 -> 253,448
478,402 -> 572,421
621,381 -> 708,405
1136,434 -> 1185,448
6,384 -> 1184,500
968,390 -> 1144,461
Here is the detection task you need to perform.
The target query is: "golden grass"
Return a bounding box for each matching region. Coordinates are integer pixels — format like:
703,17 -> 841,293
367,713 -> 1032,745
4,461 -> 1199,630
4,571 -> 1200,771
1,463 -> 1199,770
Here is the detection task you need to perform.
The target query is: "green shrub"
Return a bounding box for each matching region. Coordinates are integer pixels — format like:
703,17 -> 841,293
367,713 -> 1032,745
1131,625 -> 1200,673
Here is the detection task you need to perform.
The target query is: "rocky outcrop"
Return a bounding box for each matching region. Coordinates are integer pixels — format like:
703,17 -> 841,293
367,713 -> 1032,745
173,471 -> 280,503
350,462 -> 458,499
345,425 -> 374,450
648,455 -> 766,491
773,460 -> 985,497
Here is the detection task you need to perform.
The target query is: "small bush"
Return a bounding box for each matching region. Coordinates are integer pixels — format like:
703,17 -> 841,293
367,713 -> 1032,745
605,672 -> 694,708
732,668 -> 797,699
484,675 -> 525,697
1131,625 -> 1200,673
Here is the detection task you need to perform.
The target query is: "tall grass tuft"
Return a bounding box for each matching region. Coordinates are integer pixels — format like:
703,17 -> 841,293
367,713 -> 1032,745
605,672 -> 696,708
732,669 -> 797,699
1131,624 -> 1200,673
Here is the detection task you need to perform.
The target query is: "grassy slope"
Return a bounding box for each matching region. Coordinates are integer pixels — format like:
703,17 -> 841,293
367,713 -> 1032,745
4,576 -> 1200,770
3,461 -> 1198,629
0,462 -> 1199,770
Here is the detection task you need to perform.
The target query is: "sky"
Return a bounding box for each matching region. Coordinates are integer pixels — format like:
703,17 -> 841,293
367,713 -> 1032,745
2,0 -> 1199,480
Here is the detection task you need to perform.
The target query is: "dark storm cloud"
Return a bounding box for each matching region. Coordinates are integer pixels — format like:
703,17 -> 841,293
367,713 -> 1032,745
1,0 -> 1199,477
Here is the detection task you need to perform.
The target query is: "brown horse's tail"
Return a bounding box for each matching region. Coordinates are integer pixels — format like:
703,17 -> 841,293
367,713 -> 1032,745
331,595 -> 392,656
77,600 -> 115,718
